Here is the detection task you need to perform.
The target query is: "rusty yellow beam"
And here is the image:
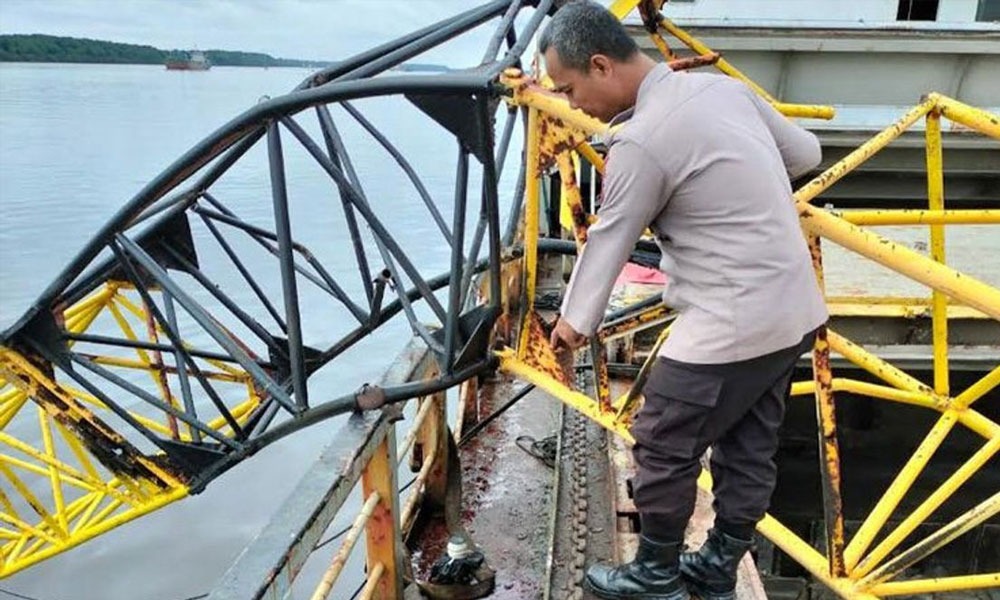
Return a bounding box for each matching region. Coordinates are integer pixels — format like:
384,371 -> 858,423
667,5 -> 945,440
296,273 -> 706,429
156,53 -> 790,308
496,348 -> 632,440
826,300 -> 988,320
811,328 -> 847,576
360,432 -> 403,598
826,330 -> 935,396
518,105 -> 542,359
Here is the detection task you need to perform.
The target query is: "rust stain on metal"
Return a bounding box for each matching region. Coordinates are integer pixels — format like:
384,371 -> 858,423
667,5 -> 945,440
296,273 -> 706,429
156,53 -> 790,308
0,348 -> 186,486
667,53 -> 720,71
520,311 -> 573,387
538,112 -> 590,174
811,327 -> 847,577
591,337 -> 613,413
600,305 -> 670,339
356,383 -> 387,411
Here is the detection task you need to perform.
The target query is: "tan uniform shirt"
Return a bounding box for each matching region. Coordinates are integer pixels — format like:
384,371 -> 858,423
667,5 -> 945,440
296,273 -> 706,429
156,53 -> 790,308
561,64 -> 828,364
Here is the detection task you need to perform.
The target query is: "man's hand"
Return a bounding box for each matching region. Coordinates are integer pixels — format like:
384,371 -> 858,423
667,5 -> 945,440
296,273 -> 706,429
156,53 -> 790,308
550,317 -> 587,353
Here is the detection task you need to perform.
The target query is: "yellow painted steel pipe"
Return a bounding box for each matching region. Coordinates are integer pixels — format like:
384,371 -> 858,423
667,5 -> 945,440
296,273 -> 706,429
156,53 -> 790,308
952,364 -> 1000,411
755,513 -> 879,600
518,106 -> 542,359
853,437 -> 1000,580
496,348 -> 633,441
839,209 -> 1000,226
799,208 -> 1000,321
844,411 -> 958,572
576,141 -> 606,174
811,327 -> 847,576
657,18 -> 834,120
925,111 -> 949,396
796,100 -> 935,203
957,407 -> 1000,441
857,490 -> 1000,588
826,330 -> 935,396
501,70 -> 609,137
869,573 -> 1000,596
0,486 -> 186,577
931,93 -> 1000,140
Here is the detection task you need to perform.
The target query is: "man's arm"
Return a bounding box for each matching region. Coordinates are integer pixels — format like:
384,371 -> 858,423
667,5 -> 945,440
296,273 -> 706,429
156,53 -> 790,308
749,91 -> 822,180
555,140 -> 670,347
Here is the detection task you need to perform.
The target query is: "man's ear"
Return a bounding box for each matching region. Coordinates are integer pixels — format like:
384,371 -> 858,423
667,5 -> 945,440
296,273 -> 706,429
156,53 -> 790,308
590,54 -> 613,77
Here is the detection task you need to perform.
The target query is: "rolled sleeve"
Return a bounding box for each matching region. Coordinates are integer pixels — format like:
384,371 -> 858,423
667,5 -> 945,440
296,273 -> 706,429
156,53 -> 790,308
560,140 -> 669,335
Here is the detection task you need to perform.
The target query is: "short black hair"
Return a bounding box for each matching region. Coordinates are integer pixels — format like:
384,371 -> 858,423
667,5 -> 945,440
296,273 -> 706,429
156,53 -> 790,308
538,0 -> 640,71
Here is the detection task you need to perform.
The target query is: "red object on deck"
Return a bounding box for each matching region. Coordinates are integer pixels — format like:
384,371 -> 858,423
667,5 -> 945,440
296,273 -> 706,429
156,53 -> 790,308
616,263 -> 666,286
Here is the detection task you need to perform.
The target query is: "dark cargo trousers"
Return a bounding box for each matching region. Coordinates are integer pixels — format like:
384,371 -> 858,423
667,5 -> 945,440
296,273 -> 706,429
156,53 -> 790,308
630,329 -> 818,541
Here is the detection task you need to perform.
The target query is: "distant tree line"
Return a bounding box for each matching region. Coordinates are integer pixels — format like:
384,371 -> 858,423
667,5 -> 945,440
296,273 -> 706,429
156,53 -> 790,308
0,34 -> 328,67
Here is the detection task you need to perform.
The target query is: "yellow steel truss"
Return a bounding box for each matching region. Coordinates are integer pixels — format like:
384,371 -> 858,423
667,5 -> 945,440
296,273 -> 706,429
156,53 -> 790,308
496,5 -> 1000,595
0,283 -> 266,576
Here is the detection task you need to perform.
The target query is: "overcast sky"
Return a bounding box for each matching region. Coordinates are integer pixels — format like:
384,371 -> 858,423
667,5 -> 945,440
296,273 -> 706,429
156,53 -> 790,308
0,1 -> 526,64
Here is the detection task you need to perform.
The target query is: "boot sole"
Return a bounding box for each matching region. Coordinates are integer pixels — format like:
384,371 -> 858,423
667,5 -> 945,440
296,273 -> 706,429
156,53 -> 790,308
584,577 -> 691,600
682,581 -> 735,600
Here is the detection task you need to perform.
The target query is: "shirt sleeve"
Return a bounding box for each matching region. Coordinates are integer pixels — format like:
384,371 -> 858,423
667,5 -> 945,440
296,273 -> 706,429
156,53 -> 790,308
560,140 -> 670,336
749,91 -> 822,180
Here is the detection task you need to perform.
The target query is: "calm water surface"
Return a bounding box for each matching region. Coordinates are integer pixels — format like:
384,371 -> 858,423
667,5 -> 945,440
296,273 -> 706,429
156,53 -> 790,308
0,62 -> 518,600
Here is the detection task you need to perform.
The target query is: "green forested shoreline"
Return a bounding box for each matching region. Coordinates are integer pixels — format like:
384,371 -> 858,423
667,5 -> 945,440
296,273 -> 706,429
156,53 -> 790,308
0,34 -> 326,67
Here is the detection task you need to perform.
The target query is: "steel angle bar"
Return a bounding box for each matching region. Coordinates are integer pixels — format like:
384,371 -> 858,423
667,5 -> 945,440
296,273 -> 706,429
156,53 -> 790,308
63,333 -> 255,368
163,291 -> 200,444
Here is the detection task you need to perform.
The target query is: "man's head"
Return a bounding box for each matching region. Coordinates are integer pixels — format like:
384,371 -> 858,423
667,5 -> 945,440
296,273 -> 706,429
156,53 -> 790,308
539,0 -> 649,121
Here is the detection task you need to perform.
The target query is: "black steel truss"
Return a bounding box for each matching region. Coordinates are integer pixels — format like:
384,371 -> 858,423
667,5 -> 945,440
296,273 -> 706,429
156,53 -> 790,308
0,0 -> 560,492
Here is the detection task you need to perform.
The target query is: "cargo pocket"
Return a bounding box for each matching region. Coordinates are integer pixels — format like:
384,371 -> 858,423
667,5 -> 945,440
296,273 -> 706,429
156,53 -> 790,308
631,359 -> 725,460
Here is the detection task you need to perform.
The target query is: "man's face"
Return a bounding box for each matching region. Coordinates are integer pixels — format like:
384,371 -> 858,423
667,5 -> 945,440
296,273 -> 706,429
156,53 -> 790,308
543,47 -> 620,122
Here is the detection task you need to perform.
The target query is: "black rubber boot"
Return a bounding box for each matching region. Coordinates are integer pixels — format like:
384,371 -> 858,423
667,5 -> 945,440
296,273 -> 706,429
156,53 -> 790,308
585,535 -> 690,600
679,528 -> 753,600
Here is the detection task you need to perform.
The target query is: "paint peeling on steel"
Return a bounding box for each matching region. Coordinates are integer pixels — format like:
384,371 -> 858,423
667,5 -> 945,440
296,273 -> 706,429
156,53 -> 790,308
810,327 -> 847,577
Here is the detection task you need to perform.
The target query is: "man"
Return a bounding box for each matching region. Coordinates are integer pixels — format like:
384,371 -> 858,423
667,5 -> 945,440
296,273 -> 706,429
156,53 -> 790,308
541,2 -> 827,599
